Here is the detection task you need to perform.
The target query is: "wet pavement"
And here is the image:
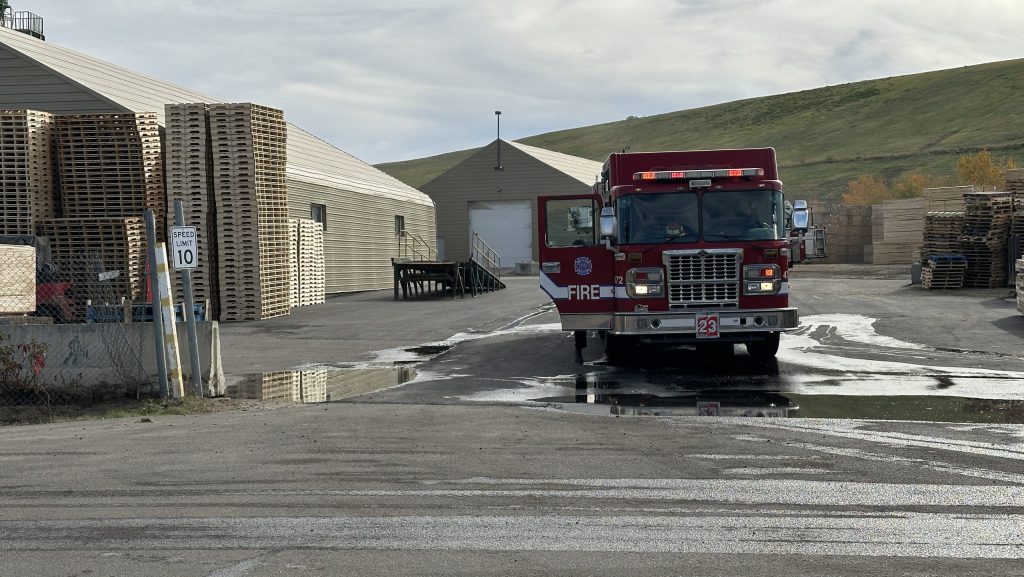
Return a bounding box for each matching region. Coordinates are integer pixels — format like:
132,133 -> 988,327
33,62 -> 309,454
220,265 -> 1024,424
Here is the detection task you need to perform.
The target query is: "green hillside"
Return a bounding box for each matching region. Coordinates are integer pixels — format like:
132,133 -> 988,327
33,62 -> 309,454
377,59 -> 1024,202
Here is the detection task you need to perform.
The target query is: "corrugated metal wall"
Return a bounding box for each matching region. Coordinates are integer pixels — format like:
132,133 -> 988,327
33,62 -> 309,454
422,140 -> 593,263
289,178 -> 435,293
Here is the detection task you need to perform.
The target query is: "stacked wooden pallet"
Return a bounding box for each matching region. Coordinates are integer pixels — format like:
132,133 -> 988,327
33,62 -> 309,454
1017,258 -> 1024,314
924,186 -> 972,212
209,103 -> 290,321
297,218 -> 325,307
959,192 -> 1013,288
0,109 -> 55,235
1008,170 -> 1024,260
0,244 -> 36,313
54,113 -> 164,232
287,218 -> 326,308
920,212 -> 963,260
164,103 -> 219,317
37,216 -> 147,301
288,218 -> 300,309
921,254 -> 967,289
868,198 -> 924,264
819,204 -> 871,264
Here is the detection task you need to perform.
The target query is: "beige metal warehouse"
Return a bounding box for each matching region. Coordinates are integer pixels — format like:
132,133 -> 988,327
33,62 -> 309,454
421,139 -> 603,271
0,25 -> 435,295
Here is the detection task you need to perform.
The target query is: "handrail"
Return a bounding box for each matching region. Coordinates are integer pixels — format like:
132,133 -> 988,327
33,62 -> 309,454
399,231 -> 436,261
470,231 -> 501,280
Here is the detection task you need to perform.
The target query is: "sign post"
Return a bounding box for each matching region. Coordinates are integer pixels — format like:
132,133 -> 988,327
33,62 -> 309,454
172,203 -> 204,396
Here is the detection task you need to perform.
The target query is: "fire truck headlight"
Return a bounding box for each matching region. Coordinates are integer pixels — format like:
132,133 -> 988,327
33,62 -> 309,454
743,264 -> 782,295
627,267 -> 664,298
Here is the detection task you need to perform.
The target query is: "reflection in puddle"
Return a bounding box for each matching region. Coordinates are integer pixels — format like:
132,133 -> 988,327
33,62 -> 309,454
227,367 -> 417,403
537,391 -> 798,418
529,380 -> 1024,423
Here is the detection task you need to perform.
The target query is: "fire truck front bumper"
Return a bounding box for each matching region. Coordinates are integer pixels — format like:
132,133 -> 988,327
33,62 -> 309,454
608,307 -> 799,338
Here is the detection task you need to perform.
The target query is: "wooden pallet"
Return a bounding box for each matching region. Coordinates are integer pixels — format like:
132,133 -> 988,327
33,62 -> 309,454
209,103 -> 290,321
0,109 -> 55,235
54,113 -> 165,237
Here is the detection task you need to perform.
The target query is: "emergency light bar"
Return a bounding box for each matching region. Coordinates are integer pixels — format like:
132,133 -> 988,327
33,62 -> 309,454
634,167 -> 765,182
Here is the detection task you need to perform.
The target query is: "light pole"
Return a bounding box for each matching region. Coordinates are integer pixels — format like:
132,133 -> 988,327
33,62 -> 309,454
494,110 -> 503,171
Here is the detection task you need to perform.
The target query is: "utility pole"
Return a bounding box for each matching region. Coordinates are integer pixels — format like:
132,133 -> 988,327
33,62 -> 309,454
494,110 -> 503,171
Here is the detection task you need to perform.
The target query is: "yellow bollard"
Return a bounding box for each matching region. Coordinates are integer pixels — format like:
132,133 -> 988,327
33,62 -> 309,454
155,242 -> 184,398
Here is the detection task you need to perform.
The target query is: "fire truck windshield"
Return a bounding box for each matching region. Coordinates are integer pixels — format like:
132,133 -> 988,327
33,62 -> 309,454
702,190 -> 785,242
618,192 -> 698,244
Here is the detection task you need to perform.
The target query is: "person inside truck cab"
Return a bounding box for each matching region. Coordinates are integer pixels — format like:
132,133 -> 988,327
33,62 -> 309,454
738,199 -> 771,230
631,211 -> 695,243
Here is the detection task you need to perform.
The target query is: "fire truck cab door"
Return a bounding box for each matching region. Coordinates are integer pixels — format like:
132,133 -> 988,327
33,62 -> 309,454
537,195 -> 614,331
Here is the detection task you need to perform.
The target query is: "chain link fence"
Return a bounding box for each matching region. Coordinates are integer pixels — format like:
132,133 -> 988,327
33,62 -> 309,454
1,239 -> 153,418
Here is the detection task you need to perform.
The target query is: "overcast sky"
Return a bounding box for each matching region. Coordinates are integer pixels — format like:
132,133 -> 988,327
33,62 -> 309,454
15,0 -> 1024,164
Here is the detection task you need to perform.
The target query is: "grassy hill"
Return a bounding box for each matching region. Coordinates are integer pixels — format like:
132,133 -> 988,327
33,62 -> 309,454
377,59 -> 1024,202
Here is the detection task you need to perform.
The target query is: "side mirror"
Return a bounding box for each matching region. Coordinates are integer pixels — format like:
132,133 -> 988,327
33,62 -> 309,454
599,207 -> 616,241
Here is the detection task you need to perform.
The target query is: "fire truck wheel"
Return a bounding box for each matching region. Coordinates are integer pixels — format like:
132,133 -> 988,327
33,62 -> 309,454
604,333 -> 633,364
746,333 -> 780,359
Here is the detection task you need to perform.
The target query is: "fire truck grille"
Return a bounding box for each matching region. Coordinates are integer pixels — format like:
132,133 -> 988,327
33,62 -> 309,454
664,251 -> 740,309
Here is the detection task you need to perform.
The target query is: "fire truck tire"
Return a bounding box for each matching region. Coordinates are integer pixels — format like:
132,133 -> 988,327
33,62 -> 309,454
604,333 -> 633,364
746,332 -> 780,359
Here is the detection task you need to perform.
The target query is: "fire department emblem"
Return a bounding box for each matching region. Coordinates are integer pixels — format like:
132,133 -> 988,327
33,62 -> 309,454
574,256 -> 593,276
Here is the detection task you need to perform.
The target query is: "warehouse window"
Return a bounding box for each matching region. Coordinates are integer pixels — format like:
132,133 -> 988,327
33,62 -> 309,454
395,215 -> 406,236
311,203 -> 326,231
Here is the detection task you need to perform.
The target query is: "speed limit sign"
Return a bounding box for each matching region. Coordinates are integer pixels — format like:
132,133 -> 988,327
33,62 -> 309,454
170,226 -> 198,270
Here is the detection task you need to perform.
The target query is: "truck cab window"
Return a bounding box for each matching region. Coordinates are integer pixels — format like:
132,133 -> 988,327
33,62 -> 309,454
703,190 -> 784,241
545,199 -> 596,247
617,192 -> 698,244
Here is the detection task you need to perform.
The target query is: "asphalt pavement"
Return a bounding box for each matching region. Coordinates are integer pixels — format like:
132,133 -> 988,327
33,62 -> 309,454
217,275 -> 553,374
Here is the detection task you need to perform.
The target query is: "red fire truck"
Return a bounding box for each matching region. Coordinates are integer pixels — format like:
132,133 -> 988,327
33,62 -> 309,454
538,148 -> 799,362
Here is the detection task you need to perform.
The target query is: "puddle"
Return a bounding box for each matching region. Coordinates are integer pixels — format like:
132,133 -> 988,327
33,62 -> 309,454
226,367 -> 416,403
533,388 -> 1024,423
536,391 -> 798,418
404,345 -> 453,356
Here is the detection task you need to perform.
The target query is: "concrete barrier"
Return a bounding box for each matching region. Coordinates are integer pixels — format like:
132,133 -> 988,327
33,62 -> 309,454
0,321 -> 224,396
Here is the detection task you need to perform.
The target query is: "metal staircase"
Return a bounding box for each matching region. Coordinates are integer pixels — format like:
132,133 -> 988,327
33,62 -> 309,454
392,231 -> 505,299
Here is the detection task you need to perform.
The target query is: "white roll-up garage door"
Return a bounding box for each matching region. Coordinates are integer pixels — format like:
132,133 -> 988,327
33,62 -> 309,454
468,200 -> 532,271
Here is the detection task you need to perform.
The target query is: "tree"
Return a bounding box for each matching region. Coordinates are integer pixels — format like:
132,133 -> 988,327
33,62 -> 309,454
890,172 -> 947,199
841,175 -> 889,206
957,149 -> 1018,190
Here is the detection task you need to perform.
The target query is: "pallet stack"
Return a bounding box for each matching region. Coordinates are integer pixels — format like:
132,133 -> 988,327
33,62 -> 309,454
287,218 -> 326,308
959,192 -> 1013,288
920,212 -> 963,260
0,244 -> 36,313
1007,170 -> 1024,261
819,205 -> 872,264
296,218 -> 325,307
209,103 -> 290,321
37,216 -> 147,302
867,198 -> 925,264
54,113 -> 165,229
921,254 -> 968,289
924,186 -> 972,212
164,103 -> 219,317
0,109 -> 55,235
288,218 -> 301,309
1017,258 -> 1024,314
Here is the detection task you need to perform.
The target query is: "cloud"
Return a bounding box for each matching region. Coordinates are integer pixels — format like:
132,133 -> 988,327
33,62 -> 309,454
18,0 -> 1024,163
